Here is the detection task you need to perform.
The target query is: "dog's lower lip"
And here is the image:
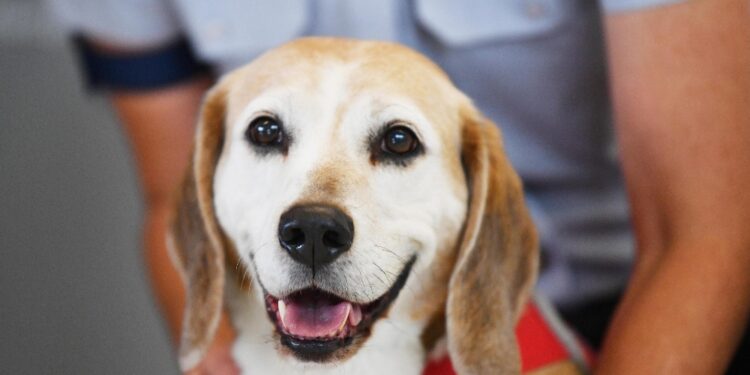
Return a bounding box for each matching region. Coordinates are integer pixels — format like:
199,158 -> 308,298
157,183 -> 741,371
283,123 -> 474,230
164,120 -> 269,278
262,256 -> 417,362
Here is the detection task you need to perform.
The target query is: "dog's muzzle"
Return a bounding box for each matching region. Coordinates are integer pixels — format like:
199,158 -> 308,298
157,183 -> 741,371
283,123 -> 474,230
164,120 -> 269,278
266,204 -> 416,361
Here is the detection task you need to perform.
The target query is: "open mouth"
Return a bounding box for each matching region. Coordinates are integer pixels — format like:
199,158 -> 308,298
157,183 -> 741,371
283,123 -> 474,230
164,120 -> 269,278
263,257 -> 416,362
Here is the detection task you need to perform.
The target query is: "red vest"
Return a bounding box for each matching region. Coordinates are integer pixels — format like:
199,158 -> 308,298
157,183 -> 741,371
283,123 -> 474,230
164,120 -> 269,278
423,299 -> 594,374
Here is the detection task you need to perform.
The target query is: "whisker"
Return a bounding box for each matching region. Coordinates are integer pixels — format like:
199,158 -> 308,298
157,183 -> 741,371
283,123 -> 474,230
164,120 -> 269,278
374,243 -> 407,262
359,262 -> 376,298
370,261 -> 387,287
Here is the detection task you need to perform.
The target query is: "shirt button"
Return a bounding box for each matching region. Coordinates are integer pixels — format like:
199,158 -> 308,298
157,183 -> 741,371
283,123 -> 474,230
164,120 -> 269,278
526,2 -> 546,19
204,21 -> 227,41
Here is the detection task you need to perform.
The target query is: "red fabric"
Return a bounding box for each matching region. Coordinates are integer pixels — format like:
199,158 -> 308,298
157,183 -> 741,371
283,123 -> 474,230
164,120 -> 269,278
422,357 -> 456,375
515,303 -> 570,371
422,303 -> 572,374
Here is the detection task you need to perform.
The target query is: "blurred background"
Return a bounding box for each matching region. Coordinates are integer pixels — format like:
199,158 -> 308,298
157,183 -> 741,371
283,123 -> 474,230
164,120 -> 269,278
0,0 -> 178,373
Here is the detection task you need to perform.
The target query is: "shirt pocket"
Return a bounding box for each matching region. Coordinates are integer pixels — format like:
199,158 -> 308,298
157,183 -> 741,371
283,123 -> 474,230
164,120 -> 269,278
414,0 -> 574,47
174,0 -> 309,64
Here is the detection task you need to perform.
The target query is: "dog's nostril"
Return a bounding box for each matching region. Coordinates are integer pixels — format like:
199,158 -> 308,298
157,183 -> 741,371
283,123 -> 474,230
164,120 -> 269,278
282,226 -> 306,248
322,230 -> 348,249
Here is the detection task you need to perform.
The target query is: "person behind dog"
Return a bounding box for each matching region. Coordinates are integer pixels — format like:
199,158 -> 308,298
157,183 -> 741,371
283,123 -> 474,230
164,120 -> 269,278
50,0 -> 750,374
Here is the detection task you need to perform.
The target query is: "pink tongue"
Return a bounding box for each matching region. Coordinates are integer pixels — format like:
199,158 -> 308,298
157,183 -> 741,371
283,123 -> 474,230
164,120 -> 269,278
283,297 -> 351,338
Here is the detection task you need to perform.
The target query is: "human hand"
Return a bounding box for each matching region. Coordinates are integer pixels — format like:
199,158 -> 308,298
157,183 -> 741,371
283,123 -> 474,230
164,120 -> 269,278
183,343 -> 240,375
183,312 -> 240,375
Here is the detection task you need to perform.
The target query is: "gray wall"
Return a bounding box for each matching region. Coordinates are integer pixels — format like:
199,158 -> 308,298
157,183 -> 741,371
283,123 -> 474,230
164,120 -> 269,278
0,1 -> 178,373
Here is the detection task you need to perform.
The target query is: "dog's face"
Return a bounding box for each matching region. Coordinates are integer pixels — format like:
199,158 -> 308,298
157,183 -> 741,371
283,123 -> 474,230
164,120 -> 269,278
213,39 -> 468,362
170,38 -> 538,374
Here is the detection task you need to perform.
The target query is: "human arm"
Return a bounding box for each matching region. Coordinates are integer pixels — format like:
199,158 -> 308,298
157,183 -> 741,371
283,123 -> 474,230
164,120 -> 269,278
48,0 -> 239,370
111,78 -> 239,375
599,0 -> 750,373
86,40 -> 238,374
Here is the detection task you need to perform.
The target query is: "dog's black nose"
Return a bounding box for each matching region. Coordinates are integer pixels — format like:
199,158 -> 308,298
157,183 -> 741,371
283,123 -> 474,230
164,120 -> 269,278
278,204 -> 354,270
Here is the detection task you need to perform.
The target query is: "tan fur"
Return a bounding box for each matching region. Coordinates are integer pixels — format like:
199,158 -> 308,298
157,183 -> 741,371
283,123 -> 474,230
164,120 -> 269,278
445,105 -> 540,375
168,84 -> 232,370
302,160 -> 351,203
411,104 -> 542,374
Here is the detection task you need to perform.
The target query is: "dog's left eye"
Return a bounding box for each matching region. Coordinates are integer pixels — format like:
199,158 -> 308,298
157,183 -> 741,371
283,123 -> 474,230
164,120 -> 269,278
370,124 -> 423,166
245,116 -> 287,152
382,126 -> 419,155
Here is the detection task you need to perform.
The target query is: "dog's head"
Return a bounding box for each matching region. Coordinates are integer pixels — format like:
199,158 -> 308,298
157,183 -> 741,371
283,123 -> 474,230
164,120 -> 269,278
169,38 -> 538,374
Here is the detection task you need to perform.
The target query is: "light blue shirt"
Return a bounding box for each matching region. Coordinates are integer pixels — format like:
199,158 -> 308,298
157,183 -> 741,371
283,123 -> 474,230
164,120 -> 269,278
50,0 -> 685,308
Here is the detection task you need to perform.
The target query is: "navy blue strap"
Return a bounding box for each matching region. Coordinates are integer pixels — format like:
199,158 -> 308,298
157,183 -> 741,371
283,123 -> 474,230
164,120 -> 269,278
73,35 -> 212,91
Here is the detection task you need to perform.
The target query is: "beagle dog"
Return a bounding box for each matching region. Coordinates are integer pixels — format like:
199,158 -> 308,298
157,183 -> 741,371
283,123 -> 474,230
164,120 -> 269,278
169,38 -> 589,375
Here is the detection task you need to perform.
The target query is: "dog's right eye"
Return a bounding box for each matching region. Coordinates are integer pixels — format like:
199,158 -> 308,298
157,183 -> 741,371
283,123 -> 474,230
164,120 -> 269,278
245,116 -> 288,153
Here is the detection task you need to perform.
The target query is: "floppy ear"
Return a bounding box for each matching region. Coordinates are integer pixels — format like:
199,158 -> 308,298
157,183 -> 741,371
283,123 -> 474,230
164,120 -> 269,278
446,103 -> 539,375
167,85 -> 229,371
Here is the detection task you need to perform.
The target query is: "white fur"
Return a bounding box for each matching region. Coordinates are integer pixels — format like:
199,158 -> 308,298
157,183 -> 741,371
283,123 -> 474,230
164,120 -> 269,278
213,58 -> 467,374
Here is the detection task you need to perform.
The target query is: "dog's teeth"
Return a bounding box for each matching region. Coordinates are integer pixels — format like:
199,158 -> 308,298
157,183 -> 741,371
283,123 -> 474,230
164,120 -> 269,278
337,304 -> 351,332
278,300 -> 287,327
349,305 -> 363,326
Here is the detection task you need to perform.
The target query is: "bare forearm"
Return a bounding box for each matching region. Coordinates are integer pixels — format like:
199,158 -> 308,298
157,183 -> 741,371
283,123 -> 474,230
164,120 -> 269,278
110,78 -> 212,339
600,0 -> 750,372
599,241 -> 750,373
111,80 -> 239,374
